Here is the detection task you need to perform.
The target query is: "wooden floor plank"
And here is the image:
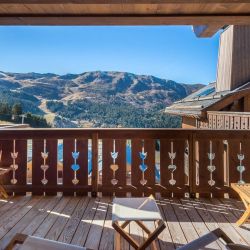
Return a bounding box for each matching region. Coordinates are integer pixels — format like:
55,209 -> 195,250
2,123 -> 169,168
129,221 -> 145,250
157,199 -> 175,250
170,198 -> 199,243
160,197 -> 187,249
0,196 -> 249,250
84,197 -> 109,250
0,196 -> 24,219
188,199 -> 227,249
33,196 -> 71,238
0,196 -> 41,247
0,196 -> 14,210
120,221 -> 130,250
221,198 -> 250,231
144,221 -> 161,250
0,196 -> 50,249
22,196 -> 62,236
201,198 -> 247,245
212,198 -> 250,245
71,197 -> 100,247
0,196 -> 31,228
99,199 -> 114,250
58,197 -> 90,244
180,198 -> 220,249
45,197 -> 81,241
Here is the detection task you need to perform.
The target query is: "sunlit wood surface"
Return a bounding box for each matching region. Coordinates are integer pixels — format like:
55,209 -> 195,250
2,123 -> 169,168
0,1 -> 250,25
0,196 -> 250,250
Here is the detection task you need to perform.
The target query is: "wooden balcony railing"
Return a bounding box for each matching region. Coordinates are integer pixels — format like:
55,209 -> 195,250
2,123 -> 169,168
199,111 -> 250,129
0,128 -> 249,198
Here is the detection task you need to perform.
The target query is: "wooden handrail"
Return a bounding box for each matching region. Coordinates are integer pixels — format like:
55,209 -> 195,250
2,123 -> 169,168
0,128 -> 249,197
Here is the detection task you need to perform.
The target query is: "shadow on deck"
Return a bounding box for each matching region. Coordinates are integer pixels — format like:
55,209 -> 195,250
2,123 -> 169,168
0,196 -> 249,250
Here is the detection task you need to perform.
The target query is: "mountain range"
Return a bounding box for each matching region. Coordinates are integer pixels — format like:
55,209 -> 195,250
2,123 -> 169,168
0,71 -> 203,128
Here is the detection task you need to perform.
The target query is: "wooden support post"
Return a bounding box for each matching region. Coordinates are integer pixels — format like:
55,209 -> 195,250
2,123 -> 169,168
189,132 -> 196,197
92,132 -> 98,197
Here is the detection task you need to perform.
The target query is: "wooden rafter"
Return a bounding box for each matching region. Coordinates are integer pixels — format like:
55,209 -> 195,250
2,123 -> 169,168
193,25 -> 223,37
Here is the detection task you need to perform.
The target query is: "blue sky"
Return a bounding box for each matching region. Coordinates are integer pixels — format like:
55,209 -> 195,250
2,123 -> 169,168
0,26 -> 220,84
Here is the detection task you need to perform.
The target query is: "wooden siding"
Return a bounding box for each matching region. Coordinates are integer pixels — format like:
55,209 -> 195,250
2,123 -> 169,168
0,196 -> 250,249
244,94 -> 250,112
216,25 -> 250,92
182,117 -> 197,129
216,26 -> 234,92
231,26 -> 250,90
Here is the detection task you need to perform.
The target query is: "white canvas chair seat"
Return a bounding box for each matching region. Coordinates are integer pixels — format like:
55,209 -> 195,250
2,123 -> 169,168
5,234 -> 89,250
19,236 -> 87,250
112,196 -> 162,222
112,195 -> 166,250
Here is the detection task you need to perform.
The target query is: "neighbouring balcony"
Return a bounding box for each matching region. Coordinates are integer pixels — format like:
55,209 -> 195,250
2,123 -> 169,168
199,111 -> 250,129
0,128 -> 250,249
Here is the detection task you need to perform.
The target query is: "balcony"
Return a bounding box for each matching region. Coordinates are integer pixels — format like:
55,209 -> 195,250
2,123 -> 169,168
0,128 -> 250,249
199,111 -> 250,129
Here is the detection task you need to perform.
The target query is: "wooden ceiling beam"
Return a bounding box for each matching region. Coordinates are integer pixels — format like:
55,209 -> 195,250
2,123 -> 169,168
192,25 -> 223,37
0,14 -> 250,26
1,0 -> 250,3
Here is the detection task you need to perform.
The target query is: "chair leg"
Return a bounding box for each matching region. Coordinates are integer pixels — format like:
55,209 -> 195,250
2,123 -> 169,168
114,231 -> 121,250
5,233 -> 28,250
237,206 -> 250,226
0,185 -> 8,199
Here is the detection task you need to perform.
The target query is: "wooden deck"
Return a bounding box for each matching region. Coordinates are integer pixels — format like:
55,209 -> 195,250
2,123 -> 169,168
0,196 -> 250,250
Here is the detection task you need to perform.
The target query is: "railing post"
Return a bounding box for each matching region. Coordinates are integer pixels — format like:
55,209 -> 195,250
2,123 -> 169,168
189,131 -> 196,198
92,132 -> 99,197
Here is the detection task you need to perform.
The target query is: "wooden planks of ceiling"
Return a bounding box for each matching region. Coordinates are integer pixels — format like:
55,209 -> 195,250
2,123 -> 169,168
0,1 -> 249,37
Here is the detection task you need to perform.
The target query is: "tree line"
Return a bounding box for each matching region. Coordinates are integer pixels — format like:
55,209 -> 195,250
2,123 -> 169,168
0,102 -> 51,128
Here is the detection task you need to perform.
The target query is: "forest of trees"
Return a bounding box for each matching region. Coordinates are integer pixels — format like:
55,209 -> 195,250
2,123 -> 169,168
0,102 -> 51,128
47,100 -> 181,128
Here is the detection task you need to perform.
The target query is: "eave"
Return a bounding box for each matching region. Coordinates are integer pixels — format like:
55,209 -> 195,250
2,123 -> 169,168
0,0 -> 249,28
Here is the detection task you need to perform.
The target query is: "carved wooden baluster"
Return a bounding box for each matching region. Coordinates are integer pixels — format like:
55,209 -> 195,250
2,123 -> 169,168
41,139 -> 49,185
10,140 -> 18,184
168,141 -> 177,186
139,140 -> 148,186
71,139 -> 80,185
110,139 -> 119,186
207,141 -> 216,186
237,142 -> 245,184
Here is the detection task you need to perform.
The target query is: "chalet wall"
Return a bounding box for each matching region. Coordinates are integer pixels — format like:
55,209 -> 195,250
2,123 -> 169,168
182,117 -> 197,129
216,26 -> 233,92
244,95 -> 250,112
216,25 -> 250,92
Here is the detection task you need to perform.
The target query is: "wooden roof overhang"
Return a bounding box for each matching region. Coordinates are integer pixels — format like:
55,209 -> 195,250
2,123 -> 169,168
165,85 -> 250,119
0,1 -> 250,36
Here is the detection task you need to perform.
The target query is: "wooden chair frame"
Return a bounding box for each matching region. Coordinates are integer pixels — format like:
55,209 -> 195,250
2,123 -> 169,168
0,168 -> 10,199
178,228 -> 250,250
112,219 -> 166,250
231,183 -> 250,226
5,233 -> 28,250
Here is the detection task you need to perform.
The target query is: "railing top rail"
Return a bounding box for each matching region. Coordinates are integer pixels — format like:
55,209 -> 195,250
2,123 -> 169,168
207,111 -> 250,116
0,128 -> 249,140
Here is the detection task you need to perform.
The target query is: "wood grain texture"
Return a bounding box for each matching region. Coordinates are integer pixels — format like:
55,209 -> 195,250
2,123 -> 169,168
63,139 -> 88,195
131,139 -> 155,196
0,1 -> 250,26
102,139 -> 126,196
160,139 -> 187,196
32,139 -> 58,195
0,196 -> 250,249
1,129 -> 250,197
